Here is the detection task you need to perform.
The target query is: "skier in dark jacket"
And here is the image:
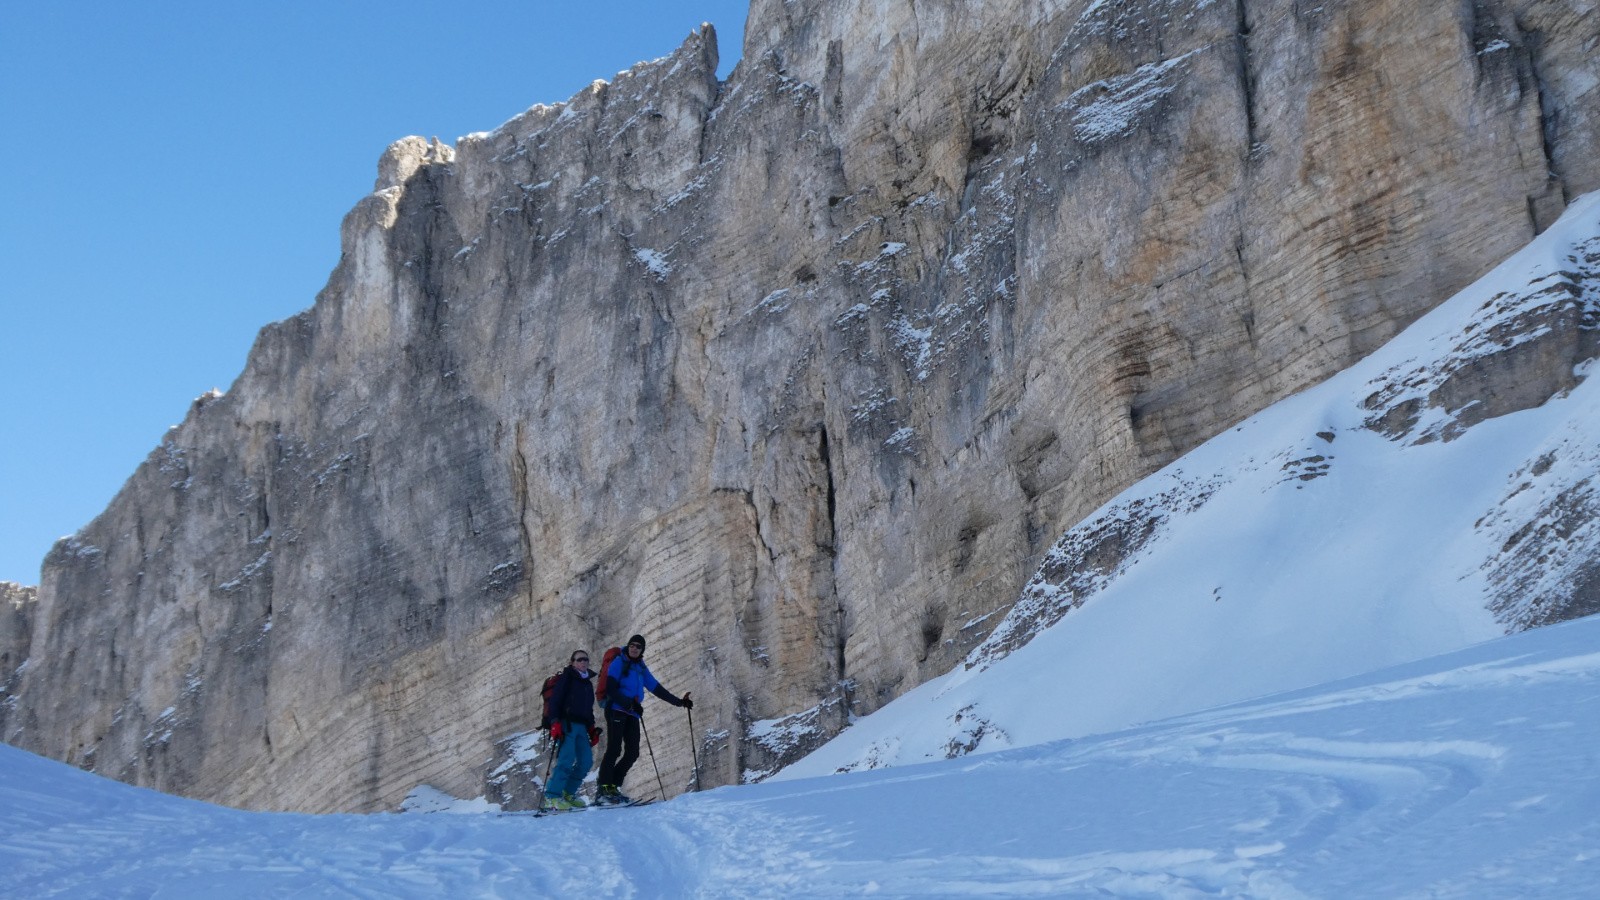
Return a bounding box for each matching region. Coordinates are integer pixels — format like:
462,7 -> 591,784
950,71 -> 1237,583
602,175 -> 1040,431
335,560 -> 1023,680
541,649 -> 601,809
595,634 -> 692,805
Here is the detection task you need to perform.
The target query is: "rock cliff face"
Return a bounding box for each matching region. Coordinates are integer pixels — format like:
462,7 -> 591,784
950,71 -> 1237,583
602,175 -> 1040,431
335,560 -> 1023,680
4,0 -> 1598,812
0,583 -> 35,715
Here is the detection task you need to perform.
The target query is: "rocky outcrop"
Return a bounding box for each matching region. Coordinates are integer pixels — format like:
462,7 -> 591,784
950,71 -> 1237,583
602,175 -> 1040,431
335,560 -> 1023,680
1,582 -> 36,716
1362,233 -> 1600,443
482,731 -> 549,812
5,0 -> 1599,812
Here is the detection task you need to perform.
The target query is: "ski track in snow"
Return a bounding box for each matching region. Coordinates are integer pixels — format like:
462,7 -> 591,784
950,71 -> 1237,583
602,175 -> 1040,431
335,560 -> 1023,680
6,615 -> 1600,896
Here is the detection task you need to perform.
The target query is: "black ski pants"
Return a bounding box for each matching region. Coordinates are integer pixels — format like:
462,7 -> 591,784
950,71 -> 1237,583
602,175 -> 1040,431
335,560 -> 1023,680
598,708 -> 641,788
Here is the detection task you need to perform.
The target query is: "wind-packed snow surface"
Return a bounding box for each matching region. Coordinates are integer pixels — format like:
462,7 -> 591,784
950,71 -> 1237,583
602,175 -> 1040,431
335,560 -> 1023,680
777,192 -> 1600,781
4,614 -> 1600,896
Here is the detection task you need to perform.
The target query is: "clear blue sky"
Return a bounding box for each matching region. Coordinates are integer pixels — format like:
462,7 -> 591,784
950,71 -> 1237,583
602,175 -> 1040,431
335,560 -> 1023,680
0,1 -> 751,585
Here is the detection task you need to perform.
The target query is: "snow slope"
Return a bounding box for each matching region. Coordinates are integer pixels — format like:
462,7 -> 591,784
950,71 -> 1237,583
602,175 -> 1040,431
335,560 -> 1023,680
777,192 -> 1600,781
5,612 -> 1600,896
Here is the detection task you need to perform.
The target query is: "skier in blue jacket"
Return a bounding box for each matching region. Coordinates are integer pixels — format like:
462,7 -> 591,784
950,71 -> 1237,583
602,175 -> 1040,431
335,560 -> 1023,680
595,634 -> 692,804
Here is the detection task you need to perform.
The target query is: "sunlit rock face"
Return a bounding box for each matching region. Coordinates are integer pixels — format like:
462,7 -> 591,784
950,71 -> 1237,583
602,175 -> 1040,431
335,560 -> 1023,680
4,0 -> 1597,811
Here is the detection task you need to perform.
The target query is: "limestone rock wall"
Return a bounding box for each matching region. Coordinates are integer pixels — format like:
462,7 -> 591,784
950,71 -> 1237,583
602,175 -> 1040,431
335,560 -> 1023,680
1,582 -> 35,715
4,0 -> 1598,811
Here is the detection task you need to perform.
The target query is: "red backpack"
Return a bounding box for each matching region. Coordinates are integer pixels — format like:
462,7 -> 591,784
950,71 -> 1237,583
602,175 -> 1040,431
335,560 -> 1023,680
593,646 -> 625,704
538,670 -> 563,728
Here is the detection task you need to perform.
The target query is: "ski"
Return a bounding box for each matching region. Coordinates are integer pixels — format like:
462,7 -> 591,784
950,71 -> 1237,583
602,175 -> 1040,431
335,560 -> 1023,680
565,798 -> 655,812
516,797 -> 656,817
594,798 -> 655,810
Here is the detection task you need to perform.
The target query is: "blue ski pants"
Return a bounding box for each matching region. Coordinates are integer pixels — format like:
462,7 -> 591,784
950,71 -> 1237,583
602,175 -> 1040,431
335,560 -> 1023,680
545,724 -> 593,798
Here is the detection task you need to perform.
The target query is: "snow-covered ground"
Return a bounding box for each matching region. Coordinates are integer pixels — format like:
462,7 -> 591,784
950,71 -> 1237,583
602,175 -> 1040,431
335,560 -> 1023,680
3,612 -> 1600,896
778,191 -> 1600,781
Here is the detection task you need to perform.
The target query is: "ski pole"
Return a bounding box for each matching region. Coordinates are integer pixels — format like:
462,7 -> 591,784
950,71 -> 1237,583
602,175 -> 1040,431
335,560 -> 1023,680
640,714 -> 668,801
534,730 -> 559,810
686,705 -> 700,792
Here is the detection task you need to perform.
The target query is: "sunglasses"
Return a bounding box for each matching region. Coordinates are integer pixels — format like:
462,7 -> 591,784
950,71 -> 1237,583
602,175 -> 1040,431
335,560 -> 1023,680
574,657 -> 590,663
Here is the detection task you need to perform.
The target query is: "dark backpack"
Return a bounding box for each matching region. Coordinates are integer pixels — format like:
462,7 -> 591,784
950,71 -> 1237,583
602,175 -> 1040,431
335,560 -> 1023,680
594,646 -> 626,704
538,670 -> 563,728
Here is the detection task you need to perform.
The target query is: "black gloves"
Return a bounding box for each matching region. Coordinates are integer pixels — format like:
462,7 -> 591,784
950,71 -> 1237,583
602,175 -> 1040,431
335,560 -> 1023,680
680,692 -> 694,710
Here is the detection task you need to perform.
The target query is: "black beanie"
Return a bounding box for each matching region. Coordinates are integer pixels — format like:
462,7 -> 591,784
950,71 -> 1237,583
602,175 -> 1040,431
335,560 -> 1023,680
628,634 -> 647,651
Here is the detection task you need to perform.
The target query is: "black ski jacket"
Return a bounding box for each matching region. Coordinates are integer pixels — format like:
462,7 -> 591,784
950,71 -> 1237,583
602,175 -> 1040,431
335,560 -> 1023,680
542,665 -> 597,730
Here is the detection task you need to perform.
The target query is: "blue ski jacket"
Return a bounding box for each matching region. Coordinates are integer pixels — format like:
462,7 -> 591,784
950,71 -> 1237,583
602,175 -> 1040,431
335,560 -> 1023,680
604,653 -> 684,717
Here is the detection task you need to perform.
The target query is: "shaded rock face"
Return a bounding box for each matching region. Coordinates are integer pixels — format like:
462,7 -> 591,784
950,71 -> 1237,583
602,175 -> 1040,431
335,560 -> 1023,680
1,583 -> 36,716
5,1 -> 1598,812
483,731 -> 549,812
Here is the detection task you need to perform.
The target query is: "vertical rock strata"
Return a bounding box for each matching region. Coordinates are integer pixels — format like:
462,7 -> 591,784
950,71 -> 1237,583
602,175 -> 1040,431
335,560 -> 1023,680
5,1 -> 1598,811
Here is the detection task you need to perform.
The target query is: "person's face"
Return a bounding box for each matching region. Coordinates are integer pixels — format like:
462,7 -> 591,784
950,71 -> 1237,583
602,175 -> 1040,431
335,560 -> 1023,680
627,642 -> 643,658
573,653 -> 590,671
